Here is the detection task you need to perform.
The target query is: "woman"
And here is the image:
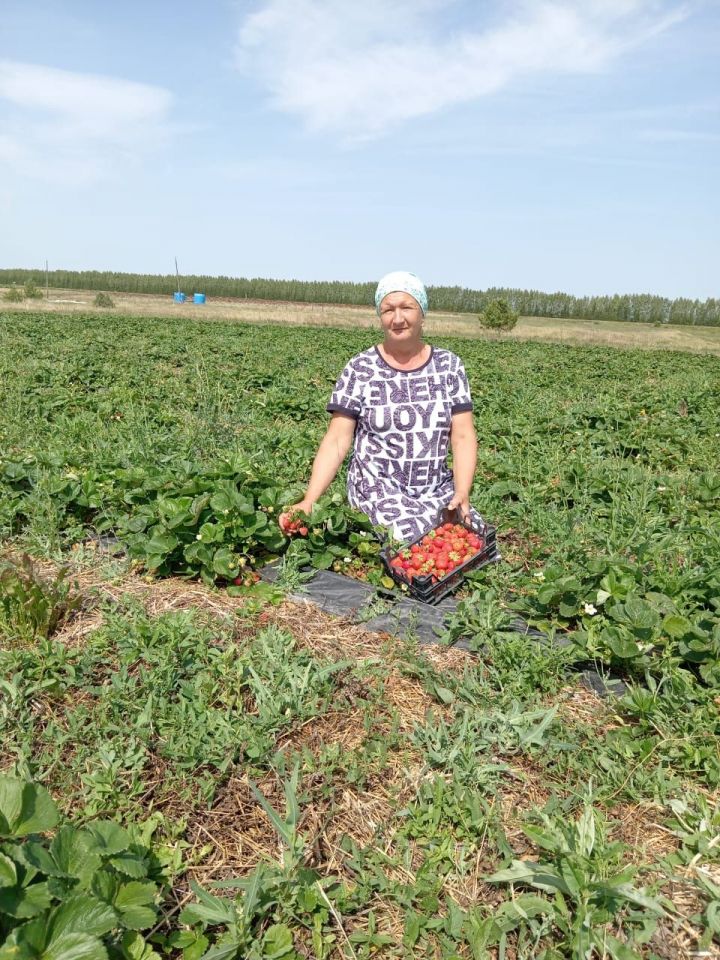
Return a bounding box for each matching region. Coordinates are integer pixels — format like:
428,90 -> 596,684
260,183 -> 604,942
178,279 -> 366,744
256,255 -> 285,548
279,271 -> 479,542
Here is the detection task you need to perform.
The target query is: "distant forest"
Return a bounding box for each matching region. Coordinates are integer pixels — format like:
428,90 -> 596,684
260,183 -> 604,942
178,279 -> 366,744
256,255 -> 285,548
1,268 -> 718,326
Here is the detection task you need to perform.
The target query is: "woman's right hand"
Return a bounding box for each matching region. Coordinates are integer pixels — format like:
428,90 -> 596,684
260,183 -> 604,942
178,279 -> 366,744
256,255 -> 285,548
279,501 -> 313,533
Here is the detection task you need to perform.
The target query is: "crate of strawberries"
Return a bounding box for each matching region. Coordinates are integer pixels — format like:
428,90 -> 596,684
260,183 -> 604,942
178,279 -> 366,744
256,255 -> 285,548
381,509 -> 499,605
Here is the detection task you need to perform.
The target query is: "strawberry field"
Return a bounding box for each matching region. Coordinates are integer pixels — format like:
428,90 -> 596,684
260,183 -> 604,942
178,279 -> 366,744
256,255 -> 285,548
1,309 -> 719,959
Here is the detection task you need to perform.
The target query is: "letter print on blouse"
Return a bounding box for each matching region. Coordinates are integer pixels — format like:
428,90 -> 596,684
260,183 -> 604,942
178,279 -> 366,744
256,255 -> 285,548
327,346 -> 482,541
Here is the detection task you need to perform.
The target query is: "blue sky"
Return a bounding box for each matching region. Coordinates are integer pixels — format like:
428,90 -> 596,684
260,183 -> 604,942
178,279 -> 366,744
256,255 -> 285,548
1,1 -> 718,300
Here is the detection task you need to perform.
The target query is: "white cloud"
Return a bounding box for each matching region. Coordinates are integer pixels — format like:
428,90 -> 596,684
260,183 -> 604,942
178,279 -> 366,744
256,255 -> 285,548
0,60 -> 174,182
235,0 -> 687,140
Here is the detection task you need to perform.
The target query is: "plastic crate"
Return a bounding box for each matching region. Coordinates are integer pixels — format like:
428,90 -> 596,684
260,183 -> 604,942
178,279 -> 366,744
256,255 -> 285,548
381,508 -> 500,605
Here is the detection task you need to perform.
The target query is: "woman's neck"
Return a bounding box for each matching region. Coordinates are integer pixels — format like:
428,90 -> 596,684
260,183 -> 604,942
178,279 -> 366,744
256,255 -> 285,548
379,339 -> 429,369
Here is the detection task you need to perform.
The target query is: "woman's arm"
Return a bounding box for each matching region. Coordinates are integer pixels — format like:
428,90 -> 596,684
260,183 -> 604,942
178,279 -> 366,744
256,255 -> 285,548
279,413 -> 357,528
447,410 -> 477,519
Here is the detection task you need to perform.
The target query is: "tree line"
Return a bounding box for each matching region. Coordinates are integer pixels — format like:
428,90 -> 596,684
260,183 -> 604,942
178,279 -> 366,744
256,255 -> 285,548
1,268 -> 717,326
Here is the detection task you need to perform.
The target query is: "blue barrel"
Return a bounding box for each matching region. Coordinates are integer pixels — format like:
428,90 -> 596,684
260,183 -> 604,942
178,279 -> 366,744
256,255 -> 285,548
173,291 -> 185,303
193,293 -> 206,304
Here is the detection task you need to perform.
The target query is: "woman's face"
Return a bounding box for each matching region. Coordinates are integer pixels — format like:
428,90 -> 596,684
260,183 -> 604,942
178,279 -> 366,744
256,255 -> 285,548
379,291 -> 424,346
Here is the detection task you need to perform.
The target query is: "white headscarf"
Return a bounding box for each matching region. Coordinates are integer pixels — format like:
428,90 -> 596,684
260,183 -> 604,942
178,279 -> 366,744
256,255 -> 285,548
374,271 -> 428,316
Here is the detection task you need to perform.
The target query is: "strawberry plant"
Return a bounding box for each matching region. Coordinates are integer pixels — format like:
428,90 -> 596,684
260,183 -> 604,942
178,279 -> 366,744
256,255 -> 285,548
0,775 -> 160,958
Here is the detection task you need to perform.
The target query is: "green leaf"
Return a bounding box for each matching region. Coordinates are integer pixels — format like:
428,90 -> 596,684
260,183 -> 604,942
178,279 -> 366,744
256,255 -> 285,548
403,910 -> 422,946
50,826 -> 102,884
1,915 -> 47,953
201,946 -> 244,960
662,614 -> 694,639
576,804 -> 596,858
141,533 -> 179,556
119,931 -> 161,960
210,484 -> 255,516
559,860 -> 582,898
180,934 -> 209,960
486,860 -> 570,895
0,880 -> 52,918
590,932 -> 642,960
495,893 -> 553,924
48,894 -> 118,938
226,581 -> 284,603
0,776 -> 59,838
197,522 -> 224,544
108,853 -> 147,878
86,821 -> 130,856
117,904 -> 156,931
212,547 -> 240,578
183,541 -> 213,566
611,883 -> 665,914
90,870 -> 118,906
114,881 -> 157,930
250,783 -> 295,848
310,551 -> 334,570
607,633 -> 642,659
43,933 -> 108,960
515,706 -> 558,747
262,923 -> 295,958
178,880 -> 237,926
0,851 -> 18,887
432,685 -> 456,705
254,526 -> 285,551
22,841 -> 61,876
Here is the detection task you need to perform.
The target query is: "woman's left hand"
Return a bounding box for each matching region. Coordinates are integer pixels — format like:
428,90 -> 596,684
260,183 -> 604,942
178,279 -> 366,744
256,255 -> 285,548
447,493 -> 471,522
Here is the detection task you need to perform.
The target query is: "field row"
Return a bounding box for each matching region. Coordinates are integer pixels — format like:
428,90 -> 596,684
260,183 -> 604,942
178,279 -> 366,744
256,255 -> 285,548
1,309 -> 719,957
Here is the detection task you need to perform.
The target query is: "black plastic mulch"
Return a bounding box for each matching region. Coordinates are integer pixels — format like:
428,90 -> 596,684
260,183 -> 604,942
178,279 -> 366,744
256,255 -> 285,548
259,564 -> 627,698
79,536 -> 626,697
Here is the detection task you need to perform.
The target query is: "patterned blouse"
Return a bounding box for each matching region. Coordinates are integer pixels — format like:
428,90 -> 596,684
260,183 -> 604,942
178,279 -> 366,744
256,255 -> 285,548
327,345 -> 476,541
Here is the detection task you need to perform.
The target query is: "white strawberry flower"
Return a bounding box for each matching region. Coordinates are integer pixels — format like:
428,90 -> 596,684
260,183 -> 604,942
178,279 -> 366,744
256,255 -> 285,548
583,602 -> 597,616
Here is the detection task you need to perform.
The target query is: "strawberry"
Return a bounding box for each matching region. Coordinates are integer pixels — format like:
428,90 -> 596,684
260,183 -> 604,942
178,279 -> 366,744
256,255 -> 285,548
282,512 -> 309,536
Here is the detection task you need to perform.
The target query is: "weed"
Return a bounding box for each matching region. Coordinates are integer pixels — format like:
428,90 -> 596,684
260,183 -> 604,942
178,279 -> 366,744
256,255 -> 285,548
272,552 -> 315,594
488,793 -> 665,957
0,554 -> 81,645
